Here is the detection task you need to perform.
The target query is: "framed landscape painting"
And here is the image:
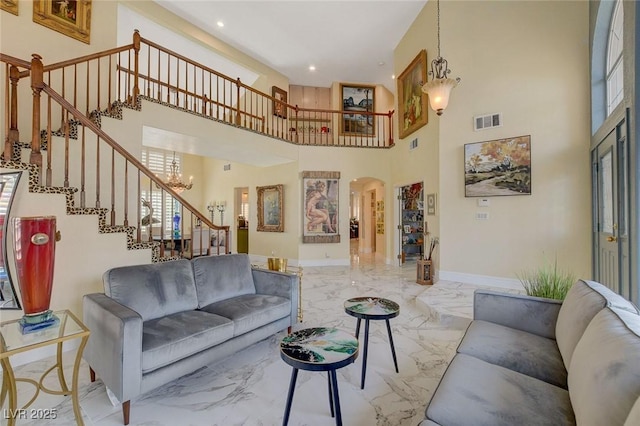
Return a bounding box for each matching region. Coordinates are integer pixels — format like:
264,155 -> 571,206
464,135 -> 531,197
33,0 -> 92,44
340,84 -> 375,136
302,171 -> 340,243
397,50 -> 428,139
257,184 -> 284,232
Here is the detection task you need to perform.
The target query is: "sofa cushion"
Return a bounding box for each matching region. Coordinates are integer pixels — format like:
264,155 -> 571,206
200,294 -> 291,336
457,320 -> 567,389
103,259 -> 198,322
426,354 -> 575,426
142,310 -> 233,373
192,254 -> 256,307
556,280 -> 639,370
568,307 -> 640,426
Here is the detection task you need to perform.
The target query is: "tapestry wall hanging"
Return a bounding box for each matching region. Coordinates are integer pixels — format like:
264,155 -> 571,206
303,171 -> 340,243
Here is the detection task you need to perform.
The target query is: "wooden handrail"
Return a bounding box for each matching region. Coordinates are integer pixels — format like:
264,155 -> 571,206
116,65 -> 265,123
42,83 -> 225,233
0,53 -> 31,69
140,37 -> 237,84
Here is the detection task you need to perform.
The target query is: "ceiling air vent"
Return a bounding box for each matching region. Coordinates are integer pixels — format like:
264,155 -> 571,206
474,113 -> 502,131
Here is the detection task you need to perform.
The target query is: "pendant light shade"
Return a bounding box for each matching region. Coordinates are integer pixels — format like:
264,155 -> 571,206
421,0 -> 460,116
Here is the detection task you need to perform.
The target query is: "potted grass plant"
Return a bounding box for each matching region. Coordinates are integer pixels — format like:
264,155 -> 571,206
518,258 -> 576,300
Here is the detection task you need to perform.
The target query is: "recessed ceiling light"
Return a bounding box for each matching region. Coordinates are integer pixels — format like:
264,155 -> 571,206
309,65 -> 316,71
378,61 -> 385,66
217,21 -> 224,28
392,74 -> 396,79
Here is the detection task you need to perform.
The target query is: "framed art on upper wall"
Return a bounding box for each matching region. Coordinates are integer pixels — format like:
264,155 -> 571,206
397,50 -> 428,139
33,0 -> 92,44
1,0 -> 19,15
272,86 -> 288,119
464,135 -> 532,197
340,84 -> 375,136
257,184 -> 284,232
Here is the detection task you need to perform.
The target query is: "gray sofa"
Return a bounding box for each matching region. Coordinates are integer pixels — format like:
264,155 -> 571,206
422,279 -> 640,426
83,254 -> 298,425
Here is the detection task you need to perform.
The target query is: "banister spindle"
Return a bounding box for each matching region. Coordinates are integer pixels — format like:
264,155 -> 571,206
5,64 -> 20,161
235,78 -> 241,125
30,54 -> 44,181
133,29 -> 140,102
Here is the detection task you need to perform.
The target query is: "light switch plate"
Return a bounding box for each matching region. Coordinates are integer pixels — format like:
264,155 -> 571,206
476,212 -> 489,220
477,198 -> 490,207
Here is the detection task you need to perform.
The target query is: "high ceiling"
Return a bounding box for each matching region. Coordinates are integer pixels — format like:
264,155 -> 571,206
155,1 -> 427,92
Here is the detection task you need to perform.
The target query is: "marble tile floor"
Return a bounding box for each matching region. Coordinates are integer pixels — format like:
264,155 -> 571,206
3,254 -> 514,426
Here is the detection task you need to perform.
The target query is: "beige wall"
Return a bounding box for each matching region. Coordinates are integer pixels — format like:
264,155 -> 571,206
393,0 -> 592,281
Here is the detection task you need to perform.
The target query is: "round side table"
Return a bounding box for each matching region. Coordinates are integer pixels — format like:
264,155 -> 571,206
280,327 -> 358,426
344,297 -> 400,389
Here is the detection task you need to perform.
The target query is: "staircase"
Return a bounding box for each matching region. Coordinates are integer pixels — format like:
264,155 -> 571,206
1,30 -> 396,265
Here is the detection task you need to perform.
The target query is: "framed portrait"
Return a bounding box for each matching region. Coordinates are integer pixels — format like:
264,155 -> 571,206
340,84 -> 375,136
302,171 -> 340,244
33,0 -> 92,44
464,135 -> 532,197
272,86 -> 287,119
257,184 -> 284,232
1,0 -> 19,15
397,50 -> 428,139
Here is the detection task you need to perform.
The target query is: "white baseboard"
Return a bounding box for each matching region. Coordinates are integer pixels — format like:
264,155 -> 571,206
438,270 -> 523,291
10,339 -> 80,367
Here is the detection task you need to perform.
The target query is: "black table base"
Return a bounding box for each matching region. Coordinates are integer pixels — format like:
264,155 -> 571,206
355,317 -> 399,389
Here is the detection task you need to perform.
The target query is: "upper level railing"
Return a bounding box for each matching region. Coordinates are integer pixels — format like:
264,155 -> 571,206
1,53 -> 229,258
1,30 -> 396,255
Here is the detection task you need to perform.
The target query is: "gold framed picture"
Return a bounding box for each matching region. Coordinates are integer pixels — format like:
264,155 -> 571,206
257,184 -> 284,232
340,84 -> 375,137
33,0 -> 91,44
397,50 -> 428,139
272,86 -> 288,119
1,0 -> 19,16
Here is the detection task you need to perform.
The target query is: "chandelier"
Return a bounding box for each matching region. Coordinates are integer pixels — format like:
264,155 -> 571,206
163,152 -> 193,193
421,0 -> 461,116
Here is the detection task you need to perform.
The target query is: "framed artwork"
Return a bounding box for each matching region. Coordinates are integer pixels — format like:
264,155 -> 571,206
272,86 -> 287,119
1,0 -> 19,15
397,50 -> 428,139
33,0 -> 92,44
257,184 -> 284,232
302,171 -> 340,243
464,135 -> 532,197
340,84 -> 375,136
376,200 -> 384,234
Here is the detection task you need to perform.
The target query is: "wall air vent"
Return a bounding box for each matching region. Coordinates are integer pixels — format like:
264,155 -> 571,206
474,113 -> 502,131
409,138 -> 418,150
224,164 -> 231,171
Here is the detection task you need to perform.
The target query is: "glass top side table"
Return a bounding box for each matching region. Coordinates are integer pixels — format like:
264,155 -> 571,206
1,310 -> 90,426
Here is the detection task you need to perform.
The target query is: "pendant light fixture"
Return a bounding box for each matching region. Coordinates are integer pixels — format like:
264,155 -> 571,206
422,0 -> 461,116
163,152 -> 193,193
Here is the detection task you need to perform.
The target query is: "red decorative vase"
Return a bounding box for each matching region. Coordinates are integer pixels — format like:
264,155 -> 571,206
13,216 -> 59,330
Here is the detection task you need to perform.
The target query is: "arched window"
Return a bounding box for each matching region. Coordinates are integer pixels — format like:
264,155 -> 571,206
606,0 -> 624,115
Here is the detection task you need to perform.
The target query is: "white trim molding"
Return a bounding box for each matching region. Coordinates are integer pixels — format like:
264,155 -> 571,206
438,270 -> 523,291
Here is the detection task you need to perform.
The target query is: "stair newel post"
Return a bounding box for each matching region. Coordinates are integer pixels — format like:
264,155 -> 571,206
30,54 -> 44,181
235,78 -> 241,125
5,65 -> 20,161
132,30 -> 141,107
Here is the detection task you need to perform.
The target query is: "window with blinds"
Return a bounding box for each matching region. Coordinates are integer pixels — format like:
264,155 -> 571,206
141,149 -> 182,233
606,0 -> 624,116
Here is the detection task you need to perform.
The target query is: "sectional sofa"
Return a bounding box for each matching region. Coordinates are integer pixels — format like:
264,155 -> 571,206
421,279 -> 640,425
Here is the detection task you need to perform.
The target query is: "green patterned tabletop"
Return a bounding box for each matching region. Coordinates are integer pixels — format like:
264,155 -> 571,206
280,327 -> 358,366
344,297 -> 400,317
